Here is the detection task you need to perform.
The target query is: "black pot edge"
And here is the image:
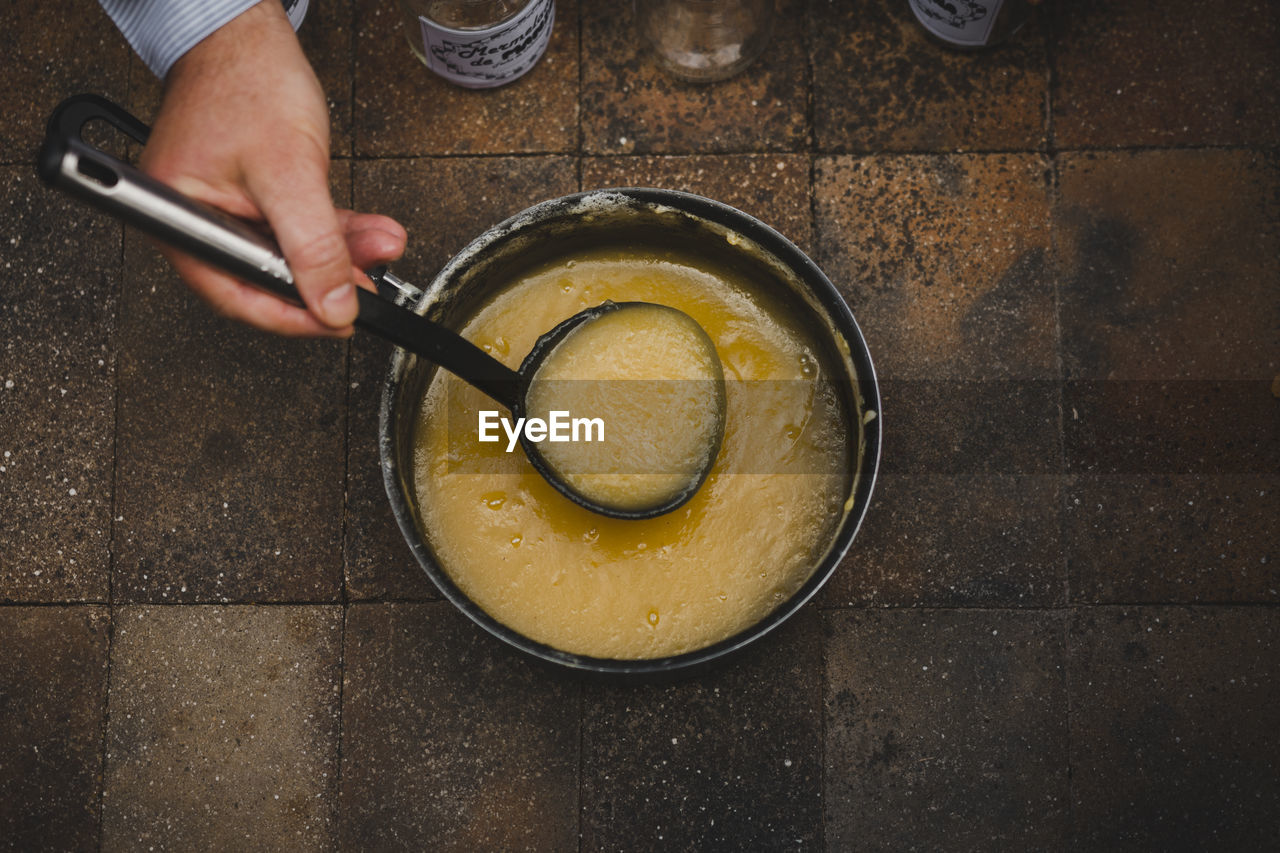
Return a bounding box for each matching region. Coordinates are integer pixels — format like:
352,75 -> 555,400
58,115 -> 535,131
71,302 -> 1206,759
376,187 -> 882,683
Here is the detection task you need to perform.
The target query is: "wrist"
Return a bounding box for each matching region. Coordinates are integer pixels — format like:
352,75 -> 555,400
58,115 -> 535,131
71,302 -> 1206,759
167,1 -> 295,86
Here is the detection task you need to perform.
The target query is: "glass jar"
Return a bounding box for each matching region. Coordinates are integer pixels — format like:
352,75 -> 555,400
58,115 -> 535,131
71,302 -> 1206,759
399,0 -> 556,88
635,0 -> 774,82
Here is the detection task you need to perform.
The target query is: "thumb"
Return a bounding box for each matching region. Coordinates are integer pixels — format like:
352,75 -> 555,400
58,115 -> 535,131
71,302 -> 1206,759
247,153 -> 356,329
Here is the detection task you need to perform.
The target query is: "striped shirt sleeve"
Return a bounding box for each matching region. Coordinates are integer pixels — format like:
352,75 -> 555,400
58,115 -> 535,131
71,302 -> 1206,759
97,0 -> 264,79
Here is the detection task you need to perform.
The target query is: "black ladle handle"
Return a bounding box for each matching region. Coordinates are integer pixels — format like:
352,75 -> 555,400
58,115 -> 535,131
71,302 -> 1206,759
38,94 -> 522,410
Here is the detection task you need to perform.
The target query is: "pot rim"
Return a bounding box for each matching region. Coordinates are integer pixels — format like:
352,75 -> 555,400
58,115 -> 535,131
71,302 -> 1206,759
378,187 -> 881,680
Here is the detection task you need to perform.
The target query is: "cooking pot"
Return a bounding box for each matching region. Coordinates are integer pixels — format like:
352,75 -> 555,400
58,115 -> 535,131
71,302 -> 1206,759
379,188 -> 881,679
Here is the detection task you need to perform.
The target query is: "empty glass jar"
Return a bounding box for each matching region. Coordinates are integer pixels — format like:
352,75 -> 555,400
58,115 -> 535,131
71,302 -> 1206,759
635,0 -> 774,82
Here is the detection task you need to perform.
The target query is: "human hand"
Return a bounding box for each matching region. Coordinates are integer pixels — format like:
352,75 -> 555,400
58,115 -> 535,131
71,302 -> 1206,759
140,0 -> 406,337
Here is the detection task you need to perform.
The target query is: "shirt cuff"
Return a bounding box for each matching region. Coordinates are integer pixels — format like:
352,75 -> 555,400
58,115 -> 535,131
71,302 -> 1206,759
98,0 -> 266,79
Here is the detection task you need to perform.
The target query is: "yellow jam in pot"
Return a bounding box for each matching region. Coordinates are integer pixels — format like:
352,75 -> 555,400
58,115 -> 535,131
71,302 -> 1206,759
413,247 -> 851,659
525,302 -> 726,514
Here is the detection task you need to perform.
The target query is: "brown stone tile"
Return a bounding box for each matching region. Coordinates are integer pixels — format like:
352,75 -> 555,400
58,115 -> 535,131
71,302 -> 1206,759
827,473 -> 1064,607
815,154 -> 1062,607
815,153 -> 1056,381
0,0 -> 131,162
1,167 -> 118,602
581,610 -> 823,850
876,379 -> 1061,478
824,381 -> 1063,609
354,0 -> 579,156
110,167 -> 352,603
101,604 -> 342,850
582,153 -> 812,254
1052,0 -> 1280,148
346,156 -> 577,599
812,0 -> 1049,153
1063,380 -> 1278,479
825,608 -> 1070,851
1066,475 -> 1278,604
1056,150 -> 1278,382
339,602 -> 578,850
0,606 -> 109,852
581,0 -> 808,154
1069,607 -> 1280,849
1056,150 -> 1278,603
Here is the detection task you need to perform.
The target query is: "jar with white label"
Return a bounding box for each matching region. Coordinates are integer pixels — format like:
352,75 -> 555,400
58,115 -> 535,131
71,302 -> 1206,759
400,0 -> 556,89
907,0 -> 1037,50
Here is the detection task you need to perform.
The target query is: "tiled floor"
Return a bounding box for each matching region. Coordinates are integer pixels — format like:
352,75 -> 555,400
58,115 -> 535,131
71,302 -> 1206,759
1,1 -> 1276,850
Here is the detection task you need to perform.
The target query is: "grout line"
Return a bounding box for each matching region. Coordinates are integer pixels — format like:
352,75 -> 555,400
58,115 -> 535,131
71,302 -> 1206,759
1,142 -> 1273,171
804,0 -> 820,257
1047,159 -> 1069,611
332,602 -> 349,846
575,0 -> 585,190
5,598 -> 1277,609
345,0 -> 356,161
575,9 -> 586,849
803,0 -> 816,157
818,613 -> 829,850
576,672 -> 586,853
333,149 -> 354,849
1061,606 -> 1077,845
312,148 -> 801,163
1041,0 -> 1068,617
0,599 -> 111,607
338,155 -> 354,609
816,604 -> 1080,613
349,0 -> 362,160
1,599 -> 362,608
96,608 -> 116,853
1042,0 -> 1058,157
13,141 -> 1257,173
814,601 -> 1280,611
337,596 -> 444,605
806,142 -> 1280,158
338,344 -> 353,603
95,48 -> 138,853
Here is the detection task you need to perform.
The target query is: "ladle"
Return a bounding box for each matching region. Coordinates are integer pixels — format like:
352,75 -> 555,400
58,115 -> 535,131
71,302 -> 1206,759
38,94 -> 725,520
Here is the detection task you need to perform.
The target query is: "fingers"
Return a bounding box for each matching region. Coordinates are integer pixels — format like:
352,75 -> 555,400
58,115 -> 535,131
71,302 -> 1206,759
337,210 -> 407,244
340,212 -> 408,271
154,208 -> 408,338
165,248 -> 350,338
245,143 -> 356,330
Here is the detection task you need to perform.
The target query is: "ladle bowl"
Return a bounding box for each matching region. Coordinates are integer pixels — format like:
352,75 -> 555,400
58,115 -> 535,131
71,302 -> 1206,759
517,299 -> 727,520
